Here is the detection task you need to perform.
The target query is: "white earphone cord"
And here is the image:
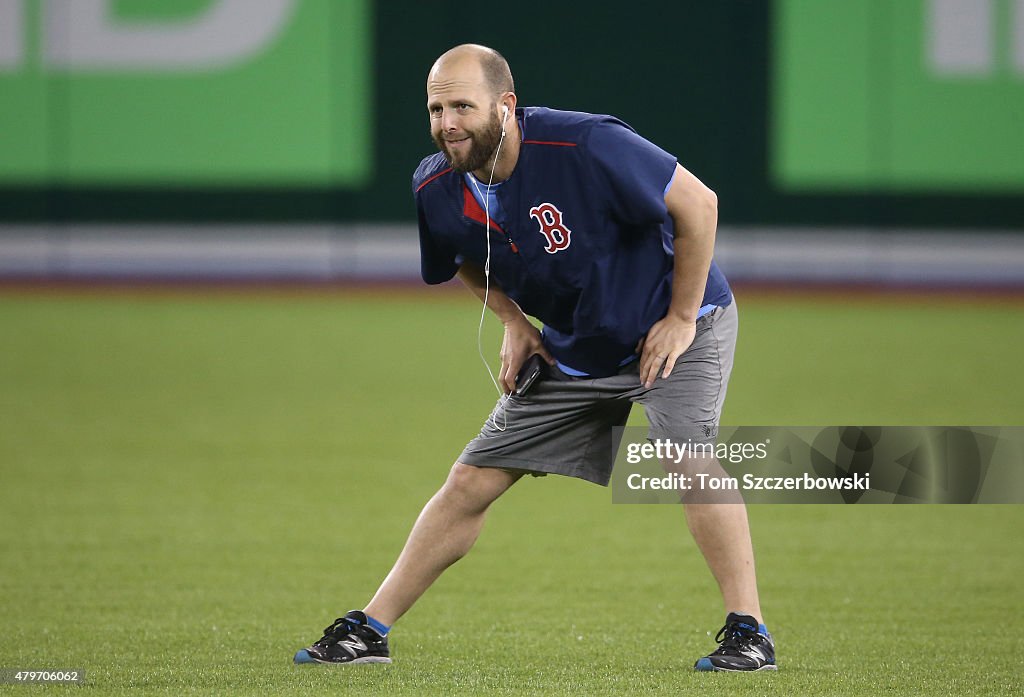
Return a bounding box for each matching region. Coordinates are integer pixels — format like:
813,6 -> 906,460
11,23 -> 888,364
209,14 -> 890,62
469,106 -> 510,430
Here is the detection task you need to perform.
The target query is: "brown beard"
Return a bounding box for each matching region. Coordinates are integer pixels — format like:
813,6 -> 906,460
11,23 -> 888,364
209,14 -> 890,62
432,109 -> 503,174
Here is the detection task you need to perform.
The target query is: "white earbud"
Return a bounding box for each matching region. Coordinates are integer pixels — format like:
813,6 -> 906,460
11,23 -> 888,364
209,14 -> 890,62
501,105 -> 509,136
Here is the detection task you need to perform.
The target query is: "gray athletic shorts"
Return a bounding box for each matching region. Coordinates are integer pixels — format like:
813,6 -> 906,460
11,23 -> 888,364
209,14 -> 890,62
459,300 -> 739,486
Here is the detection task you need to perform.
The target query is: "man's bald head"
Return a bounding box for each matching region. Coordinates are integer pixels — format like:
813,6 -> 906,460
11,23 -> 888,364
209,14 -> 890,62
426,44 -> 519,178
430,44 -> 514,97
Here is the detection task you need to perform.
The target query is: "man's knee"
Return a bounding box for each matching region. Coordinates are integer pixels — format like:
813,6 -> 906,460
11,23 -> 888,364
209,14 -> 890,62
662,455 -> 744,505
440,462 -> 521,510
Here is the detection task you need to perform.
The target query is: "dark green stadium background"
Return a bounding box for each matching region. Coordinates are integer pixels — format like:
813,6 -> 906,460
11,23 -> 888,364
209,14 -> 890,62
1,0 -> 1021,228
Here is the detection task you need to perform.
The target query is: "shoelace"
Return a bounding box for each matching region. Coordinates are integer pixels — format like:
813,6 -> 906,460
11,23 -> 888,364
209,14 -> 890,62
316,617 -> 360,646
712,621 -> 759,655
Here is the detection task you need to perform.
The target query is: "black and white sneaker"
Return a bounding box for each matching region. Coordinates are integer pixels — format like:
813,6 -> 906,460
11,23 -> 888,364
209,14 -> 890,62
293,610 -> 391,665
694,612 -> 777,672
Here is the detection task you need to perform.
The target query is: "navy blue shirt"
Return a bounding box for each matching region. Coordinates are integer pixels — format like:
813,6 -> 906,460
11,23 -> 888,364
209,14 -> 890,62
413,107 -> 732,377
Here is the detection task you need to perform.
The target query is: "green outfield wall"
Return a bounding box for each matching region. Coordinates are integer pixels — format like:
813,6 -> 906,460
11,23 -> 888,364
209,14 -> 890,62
774,0 -> 1024,192
0,0 -> 1021,227
0,0 -> 371,186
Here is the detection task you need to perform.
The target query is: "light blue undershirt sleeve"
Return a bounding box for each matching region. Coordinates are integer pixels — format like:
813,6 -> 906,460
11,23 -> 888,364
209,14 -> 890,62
663,167 -> 678,196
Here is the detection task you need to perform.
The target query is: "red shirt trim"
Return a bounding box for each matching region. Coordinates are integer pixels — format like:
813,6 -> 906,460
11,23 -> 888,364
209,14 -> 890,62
415,167 -> 453,193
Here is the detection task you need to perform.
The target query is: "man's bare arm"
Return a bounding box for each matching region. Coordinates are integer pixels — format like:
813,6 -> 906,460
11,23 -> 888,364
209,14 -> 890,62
638,163 -> 718,388
457,261 -> 555,394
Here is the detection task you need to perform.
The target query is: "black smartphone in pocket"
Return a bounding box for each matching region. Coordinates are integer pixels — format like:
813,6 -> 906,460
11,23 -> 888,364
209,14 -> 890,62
514,353 -> 546,397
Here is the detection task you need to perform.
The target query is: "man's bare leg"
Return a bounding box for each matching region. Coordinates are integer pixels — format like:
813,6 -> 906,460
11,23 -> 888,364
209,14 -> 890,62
667,455 -> 764,623
363,462 -> 522,626
684,501 -> 763,623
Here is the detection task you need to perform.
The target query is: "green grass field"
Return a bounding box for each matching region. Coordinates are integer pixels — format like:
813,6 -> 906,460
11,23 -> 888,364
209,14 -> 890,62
2,288 -> 1023,695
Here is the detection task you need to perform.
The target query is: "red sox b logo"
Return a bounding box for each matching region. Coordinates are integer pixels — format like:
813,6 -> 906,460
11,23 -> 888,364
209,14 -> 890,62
529,203 -> 572,254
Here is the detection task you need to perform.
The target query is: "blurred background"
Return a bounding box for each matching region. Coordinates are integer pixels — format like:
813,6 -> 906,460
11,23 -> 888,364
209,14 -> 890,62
1,0 -> 1021,284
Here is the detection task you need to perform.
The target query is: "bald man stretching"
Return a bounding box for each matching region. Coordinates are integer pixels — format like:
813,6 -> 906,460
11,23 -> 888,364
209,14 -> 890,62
294,44 -> 776,673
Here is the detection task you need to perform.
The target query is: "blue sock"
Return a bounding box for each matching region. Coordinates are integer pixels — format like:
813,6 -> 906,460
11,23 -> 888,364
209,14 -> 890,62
365,614 -> 390,636
759,623 -> 769,637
